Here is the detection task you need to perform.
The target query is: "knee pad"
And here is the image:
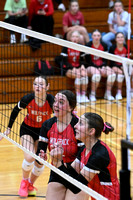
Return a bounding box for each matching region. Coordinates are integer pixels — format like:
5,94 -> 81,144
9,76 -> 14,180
91,74 -> 101,83
32,165 -> 44,177
117,74 -> 125,83
81,76 -> 88,85
74,78 -> 82,85
22,159 -> 34,171
107,74 -> 116,83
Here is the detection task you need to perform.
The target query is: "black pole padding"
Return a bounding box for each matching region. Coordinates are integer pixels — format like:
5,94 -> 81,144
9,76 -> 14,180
120,169 -> 131,200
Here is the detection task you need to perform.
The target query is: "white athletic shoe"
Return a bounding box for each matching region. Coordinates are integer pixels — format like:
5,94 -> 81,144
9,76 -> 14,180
104,93 -> 114,101
20,34 -> 28,43
10,34 -> 16,44
58,3 -> 66,11
109,0 -> 114,8
81,95 -> 90,103
115,93 -> 122,100
76,95 -> 83,103
89,94 -> 96,102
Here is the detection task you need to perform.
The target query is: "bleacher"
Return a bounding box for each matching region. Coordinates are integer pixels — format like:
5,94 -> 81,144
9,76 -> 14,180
0,0 -> 131,103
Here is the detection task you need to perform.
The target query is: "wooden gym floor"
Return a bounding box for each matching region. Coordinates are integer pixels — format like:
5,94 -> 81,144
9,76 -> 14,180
0,98 -> 133,200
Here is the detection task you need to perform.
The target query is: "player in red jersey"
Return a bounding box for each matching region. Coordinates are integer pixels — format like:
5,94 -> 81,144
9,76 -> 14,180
49,112 -> 120,200
0,76 -> 54,198
109,32 -> 133,100
85,29 -> 116,101
29,90 -> 87,200
55,30 -> 89,104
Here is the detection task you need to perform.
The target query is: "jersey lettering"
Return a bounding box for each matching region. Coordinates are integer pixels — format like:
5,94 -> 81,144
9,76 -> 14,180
50,137 -> 69,145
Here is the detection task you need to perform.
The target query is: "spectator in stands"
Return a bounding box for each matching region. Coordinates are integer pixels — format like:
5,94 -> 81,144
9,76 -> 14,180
102,0 -> 129,49
55,0 -> 66,11
62,0 -> 89,45
109,32 -> 133,100
85,29 -> 116,101
4,0 -> 28,44
55,30 -> 89,103
28,0 -> 54,36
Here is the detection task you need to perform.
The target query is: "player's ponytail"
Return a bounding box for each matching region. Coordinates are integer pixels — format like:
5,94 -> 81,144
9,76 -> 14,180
103,122 -> 114,134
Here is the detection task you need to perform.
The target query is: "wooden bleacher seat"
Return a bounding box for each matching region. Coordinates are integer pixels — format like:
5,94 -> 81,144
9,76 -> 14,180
0,0 -> 131,103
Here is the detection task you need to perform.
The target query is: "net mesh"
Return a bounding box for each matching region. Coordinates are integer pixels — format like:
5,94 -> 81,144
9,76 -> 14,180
0,22 -> 133,200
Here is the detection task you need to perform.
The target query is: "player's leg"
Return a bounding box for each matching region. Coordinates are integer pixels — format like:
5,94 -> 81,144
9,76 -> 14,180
65,189 -> 89,200
46,182 -> 66,200
18,134 -> 36,197
87,66 -> 101,101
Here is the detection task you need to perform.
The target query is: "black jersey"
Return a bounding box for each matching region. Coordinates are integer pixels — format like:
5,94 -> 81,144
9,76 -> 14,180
76,140 -> 120,200
85,41 -> 108,67
109,44 -> 128,67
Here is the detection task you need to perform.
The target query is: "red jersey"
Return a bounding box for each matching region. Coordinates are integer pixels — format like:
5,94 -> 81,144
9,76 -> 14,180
61,47 -> 82,68
63,11 -> 84,27
39,115 -> 83,163
28,0 -> 54,26
85,41 -> 108,67
77,140 -> 120,200
8,93 -> 54,129
109,44 -> 128,67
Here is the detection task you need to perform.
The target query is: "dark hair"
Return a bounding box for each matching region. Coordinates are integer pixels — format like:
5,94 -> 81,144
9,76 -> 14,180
115,32 -> 125,38
69,0 -> 79,6
84,112 -> 114,138
35,75 -> 48,86
92,29 -> 101,35
59,90 -> 76,111
114,0 -> 123,4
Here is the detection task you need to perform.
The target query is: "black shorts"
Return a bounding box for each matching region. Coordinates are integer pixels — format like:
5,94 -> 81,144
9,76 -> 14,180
48,163 -> 72,185
20,122 -> 41,142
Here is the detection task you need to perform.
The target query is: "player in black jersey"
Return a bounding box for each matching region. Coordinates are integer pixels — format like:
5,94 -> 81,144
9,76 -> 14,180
85,29 -> 116,101
0,76 -> 54,198
29,90 -> 87,200
48,112 -> 120,200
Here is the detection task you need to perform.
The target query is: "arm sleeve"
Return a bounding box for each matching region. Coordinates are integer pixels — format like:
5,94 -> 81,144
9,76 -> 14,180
45,0 -> 54,16
62,12 -> 69,26
121,12 -> 129,23
4,0 -> 12,11
58,164 -> 88,194
8,105 -> 21,128
46,94 -> 54,111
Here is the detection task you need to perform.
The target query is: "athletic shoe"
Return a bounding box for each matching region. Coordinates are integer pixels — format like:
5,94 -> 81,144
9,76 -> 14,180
89,94 -> 96,102
104,93 -> 114,101
115,93 -> 122,100
109,0 -> 114,8
18,179 -> 29,197
58,3 -> 66,11
28,183 -> 37,196
10,34 -> 16,44
20,34 -> 28,43
81,95 -> 90,103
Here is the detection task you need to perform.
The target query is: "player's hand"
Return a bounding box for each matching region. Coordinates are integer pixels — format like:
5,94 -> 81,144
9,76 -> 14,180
50,142 -> 64,167
39,150 -> 47,161
0,128 -> 11,141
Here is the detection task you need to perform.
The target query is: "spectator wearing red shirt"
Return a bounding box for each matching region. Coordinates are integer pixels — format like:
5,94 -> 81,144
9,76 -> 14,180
62,0 -> 89,45
28,0 -> 54,36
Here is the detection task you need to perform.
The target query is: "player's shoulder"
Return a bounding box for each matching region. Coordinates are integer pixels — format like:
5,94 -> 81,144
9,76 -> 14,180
86,40 -> 92,47
46,93 -> 54,102
20,93 -> 34,104
42,116 -> 57,128
71,114 -> 79,126
93,140 -> 109,157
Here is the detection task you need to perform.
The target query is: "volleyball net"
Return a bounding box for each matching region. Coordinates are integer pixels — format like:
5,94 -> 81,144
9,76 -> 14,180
0,22 -> 133,199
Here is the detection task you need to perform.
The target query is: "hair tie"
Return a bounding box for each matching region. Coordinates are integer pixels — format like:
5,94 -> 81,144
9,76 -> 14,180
103,123 -> 112,132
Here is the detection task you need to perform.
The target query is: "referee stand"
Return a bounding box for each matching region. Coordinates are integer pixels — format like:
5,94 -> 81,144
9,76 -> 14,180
120,139 -> 133,200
